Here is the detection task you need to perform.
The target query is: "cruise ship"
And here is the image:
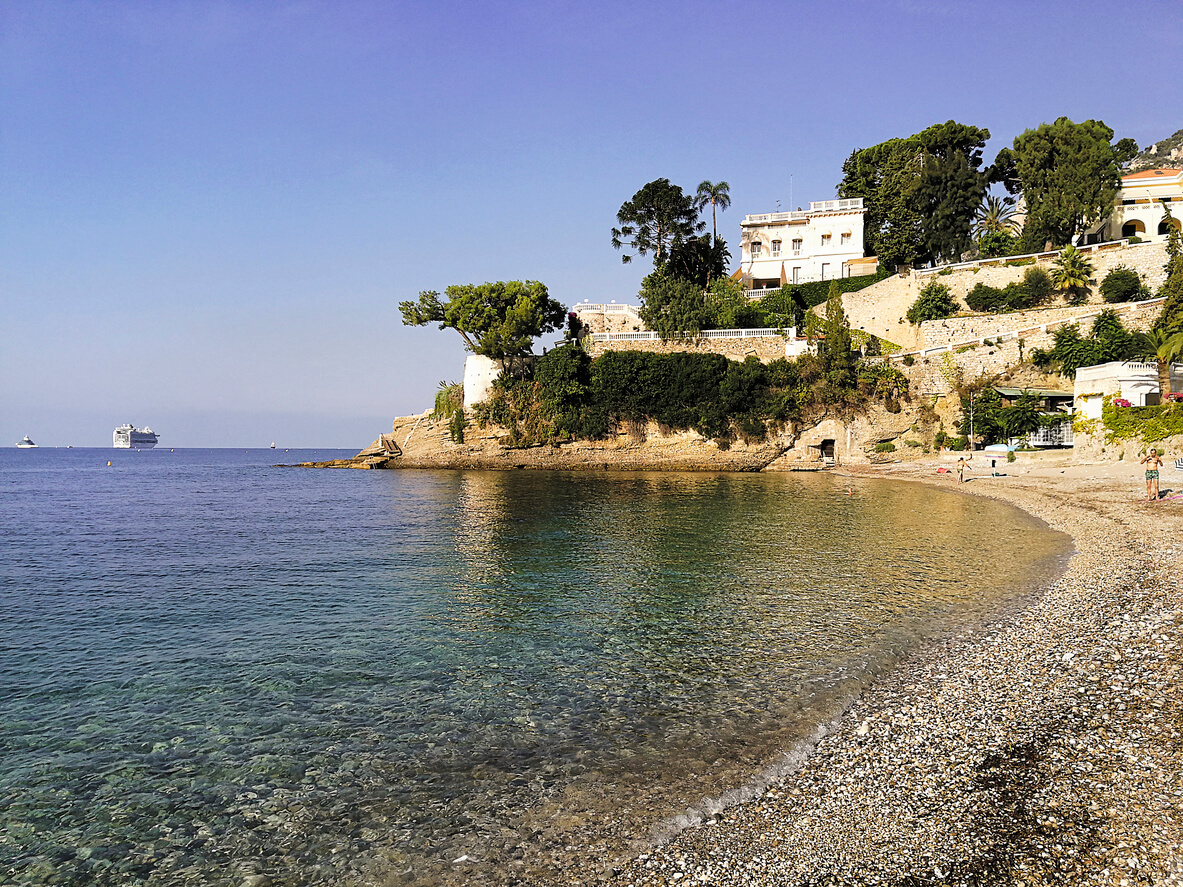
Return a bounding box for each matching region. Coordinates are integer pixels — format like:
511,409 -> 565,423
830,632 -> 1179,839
113,424 -> 160,449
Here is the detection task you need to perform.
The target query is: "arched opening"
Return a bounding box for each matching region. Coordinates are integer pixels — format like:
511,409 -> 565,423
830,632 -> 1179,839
1157,217 -> 1181,236
1122,219 -> 1146,238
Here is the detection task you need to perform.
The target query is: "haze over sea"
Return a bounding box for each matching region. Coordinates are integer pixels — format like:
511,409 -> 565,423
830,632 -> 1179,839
0,449 -> 1070,886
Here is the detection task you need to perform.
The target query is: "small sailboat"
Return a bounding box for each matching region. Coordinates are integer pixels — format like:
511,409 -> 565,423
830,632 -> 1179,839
270,442 -> 276,449
16,435 -> 37,448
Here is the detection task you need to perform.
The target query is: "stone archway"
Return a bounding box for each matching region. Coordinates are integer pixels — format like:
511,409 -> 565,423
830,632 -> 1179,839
1122,219 -> 1146,238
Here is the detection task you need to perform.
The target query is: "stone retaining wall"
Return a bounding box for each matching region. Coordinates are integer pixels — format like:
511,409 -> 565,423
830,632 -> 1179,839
585,334 -> 796,363
900,299 -> 1164,395
840,240 -> 1169,352
913,239 -> 1168,308
918,297 -> 1165,351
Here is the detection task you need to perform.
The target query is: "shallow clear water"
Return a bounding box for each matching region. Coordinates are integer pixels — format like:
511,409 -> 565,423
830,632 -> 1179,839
0,449 -> 1069,886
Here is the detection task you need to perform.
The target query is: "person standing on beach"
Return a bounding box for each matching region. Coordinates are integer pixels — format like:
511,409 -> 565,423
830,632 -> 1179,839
1141,448 -> 1164,501
956,456 -> 967,483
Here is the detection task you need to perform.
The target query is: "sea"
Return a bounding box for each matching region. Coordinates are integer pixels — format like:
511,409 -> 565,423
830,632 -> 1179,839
0,448 -> 1071,886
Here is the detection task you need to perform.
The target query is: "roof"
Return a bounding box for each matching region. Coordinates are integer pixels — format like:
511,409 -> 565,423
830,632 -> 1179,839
1121,167 -> 1183,183
993,387 -> 1073,398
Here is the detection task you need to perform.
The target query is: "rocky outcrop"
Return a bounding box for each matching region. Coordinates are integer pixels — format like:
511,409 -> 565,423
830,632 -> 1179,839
316,402 -> 949,473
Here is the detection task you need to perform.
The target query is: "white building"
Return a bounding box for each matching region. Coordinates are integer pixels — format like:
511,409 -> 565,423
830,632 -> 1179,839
1074,360 -> 1183,419
1086,167 -> 1183,245
739,198 -> 874,294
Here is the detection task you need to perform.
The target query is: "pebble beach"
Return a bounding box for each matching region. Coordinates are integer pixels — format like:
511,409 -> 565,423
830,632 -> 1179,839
592,453 -> 1183,887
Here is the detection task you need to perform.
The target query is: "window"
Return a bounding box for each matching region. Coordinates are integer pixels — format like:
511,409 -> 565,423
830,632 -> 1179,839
791,238 -> 803,254
821,262 -> 830,280
792,267 -> 801,284
751,242 -> 762,258
821,234 -> 832,246
771,240 -> 781,257
841,232 -> 851,245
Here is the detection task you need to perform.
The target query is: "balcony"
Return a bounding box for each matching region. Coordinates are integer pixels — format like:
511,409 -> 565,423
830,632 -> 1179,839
742,198 -> 863,226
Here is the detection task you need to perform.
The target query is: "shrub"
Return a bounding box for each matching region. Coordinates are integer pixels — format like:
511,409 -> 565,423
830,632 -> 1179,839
1100,266 -> 1148,303
790,270 -> 890,309
433,381 -> 464,419
965,283 -> 1007,313
902,353 -> 915,366
948,435 -> 969,451
1006,450 -> 1016,463
907,281 -> 958,324
1022,266 -> 1053,306
448,410 -> 467,443
874,442 -> 896,453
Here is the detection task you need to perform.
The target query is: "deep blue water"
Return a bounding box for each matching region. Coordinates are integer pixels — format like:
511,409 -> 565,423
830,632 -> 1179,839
0,448 -> 1069,886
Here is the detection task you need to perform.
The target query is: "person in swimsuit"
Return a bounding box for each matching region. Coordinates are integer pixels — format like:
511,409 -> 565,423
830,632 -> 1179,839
1141,448 -> 1163,502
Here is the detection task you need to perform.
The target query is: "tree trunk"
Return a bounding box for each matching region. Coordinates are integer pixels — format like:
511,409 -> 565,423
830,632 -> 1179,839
1159,358 -> 1172,398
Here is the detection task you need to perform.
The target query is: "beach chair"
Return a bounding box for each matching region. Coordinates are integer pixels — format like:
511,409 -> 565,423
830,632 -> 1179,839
1175,457 -> 1183,471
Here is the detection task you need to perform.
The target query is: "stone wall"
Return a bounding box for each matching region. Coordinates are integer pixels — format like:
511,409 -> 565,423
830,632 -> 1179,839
572,305 -> 644,336
898,297 -> 1166,396
586,334 -> 798,363
840,272 -> 923,352
838,240 -> 1169,353
918,298 -> 1165,351
912,240 -> 1169,307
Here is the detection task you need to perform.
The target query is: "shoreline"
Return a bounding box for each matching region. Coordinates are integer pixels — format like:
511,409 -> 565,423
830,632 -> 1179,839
580,454 -> 1183,886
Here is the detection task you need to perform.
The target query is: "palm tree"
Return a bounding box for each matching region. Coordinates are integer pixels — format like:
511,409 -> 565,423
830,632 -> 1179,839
973,195 -> 1019,238
1049,245 -> 1094,305
694,181 -> 731,245
1143,328 -> 1183,397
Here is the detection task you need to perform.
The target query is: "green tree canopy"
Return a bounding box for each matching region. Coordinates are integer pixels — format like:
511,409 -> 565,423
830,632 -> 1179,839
398,281 -> 567,361
999,117 -> 1124,249
637,269 -> 712,339
839,120 -> 992,268
611,178 -> 704,265
663,233 -> 730,287
820,282 -> 856,389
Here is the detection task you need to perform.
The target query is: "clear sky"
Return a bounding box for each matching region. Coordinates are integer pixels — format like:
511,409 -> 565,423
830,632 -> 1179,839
3,0 -> 1180,447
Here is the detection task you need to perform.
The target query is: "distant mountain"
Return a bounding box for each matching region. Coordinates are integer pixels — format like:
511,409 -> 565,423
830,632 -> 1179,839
1127,129 -> 1183,172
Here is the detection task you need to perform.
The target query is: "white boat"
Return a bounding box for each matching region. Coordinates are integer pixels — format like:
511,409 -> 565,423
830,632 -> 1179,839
113,424 -> 160,449
16,435 -> 37,448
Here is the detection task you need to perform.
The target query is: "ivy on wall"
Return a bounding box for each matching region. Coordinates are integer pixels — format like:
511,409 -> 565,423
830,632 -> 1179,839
1102,396 -> 1183,444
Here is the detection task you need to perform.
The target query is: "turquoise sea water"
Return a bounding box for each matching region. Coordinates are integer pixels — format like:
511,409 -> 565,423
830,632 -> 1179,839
0,449 -> 1069,886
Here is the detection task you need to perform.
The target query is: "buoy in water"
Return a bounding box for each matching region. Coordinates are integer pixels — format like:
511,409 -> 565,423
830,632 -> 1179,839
107,461 -> 112,466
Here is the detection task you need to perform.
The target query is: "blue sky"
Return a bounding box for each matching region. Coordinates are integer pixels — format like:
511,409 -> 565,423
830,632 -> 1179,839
3,0 -> 1180,447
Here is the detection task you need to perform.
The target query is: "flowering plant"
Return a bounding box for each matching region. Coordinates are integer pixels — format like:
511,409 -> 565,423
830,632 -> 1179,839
1113,398 -> 1132,408
1166,393 -> 1183,403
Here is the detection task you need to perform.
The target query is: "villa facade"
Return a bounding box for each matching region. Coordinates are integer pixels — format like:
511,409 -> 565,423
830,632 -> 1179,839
1084,167 -> 1183,245
739,198 -> 874,293
1074,360 -> 1183,419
